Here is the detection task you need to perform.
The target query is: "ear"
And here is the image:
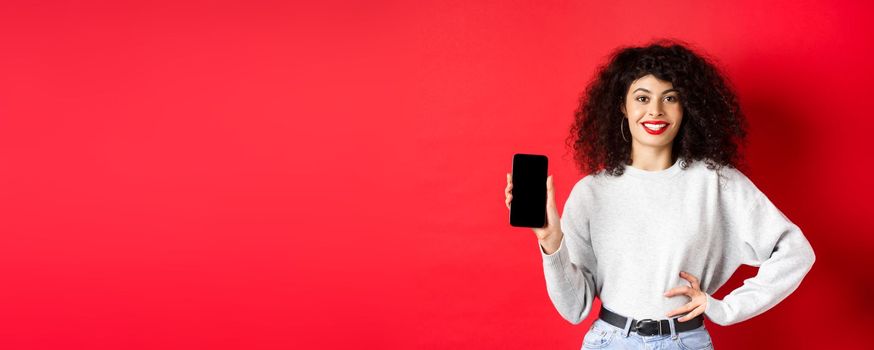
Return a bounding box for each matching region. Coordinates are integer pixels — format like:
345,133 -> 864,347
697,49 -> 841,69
620,104 -> 626,116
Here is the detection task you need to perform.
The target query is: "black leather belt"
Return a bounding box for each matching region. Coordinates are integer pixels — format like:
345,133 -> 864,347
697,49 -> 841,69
599,307 -> 704,336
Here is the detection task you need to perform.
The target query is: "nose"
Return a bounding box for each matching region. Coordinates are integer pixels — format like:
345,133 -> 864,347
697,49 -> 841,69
648,103 -> 665,117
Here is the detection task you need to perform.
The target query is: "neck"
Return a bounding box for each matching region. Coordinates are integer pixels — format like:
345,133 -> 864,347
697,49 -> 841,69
630,144 -> 675,171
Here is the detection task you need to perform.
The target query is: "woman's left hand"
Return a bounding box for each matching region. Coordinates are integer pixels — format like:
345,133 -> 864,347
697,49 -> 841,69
664,271 -> 708,322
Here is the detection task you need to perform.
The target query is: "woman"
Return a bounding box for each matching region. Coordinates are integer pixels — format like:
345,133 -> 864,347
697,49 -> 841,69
504,40 -> 815,349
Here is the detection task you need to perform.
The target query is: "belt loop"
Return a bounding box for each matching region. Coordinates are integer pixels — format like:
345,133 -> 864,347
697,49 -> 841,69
669,317 -> 678,340
623,317 -> 633,338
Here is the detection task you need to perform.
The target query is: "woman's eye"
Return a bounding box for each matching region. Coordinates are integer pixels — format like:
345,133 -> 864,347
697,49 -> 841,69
636,96 -> 648,102
665,96 -> 678,102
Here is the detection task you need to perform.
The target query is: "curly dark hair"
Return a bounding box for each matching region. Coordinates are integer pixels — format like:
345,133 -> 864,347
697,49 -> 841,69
565,39 -> 749,177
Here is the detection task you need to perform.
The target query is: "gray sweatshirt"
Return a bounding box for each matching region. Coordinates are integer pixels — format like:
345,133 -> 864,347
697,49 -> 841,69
539,157 -> 816,326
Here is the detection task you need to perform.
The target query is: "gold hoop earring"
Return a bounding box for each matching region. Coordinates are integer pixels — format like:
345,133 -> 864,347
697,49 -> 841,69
620,118 -> 629,143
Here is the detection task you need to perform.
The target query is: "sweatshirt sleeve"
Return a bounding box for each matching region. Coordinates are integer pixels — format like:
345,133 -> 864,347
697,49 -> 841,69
704,190 -> 816,326
538,181 -> 598,325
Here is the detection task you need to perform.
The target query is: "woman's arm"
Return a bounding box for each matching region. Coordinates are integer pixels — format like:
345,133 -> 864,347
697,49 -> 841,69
539,183 -> 599,325
704,191 -> 816,326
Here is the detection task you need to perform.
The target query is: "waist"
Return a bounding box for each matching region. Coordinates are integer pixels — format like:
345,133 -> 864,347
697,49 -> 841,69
598,305 -> 705,336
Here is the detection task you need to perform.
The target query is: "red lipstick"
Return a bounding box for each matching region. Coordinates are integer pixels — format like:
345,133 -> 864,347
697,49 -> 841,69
641,121 -> 669,135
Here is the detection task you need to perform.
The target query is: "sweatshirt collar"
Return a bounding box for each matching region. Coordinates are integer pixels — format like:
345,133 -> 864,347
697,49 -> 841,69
623,156 -> 684,180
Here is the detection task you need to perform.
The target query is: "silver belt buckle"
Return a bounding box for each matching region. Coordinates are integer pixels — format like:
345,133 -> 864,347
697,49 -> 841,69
633,319 -> 661,336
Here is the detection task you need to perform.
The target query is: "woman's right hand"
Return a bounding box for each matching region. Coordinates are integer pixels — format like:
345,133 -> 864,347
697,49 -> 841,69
505,172 -> 563,254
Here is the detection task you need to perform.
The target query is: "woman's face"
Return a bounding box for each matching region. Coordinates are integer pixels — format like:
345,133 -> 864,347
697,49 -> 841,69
620,74 -> 683,149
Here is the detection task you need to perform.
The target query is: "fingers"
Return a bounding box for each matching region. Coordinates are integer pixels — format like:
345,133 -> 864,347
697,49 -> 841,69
505,173 -> 513,210
678,304 -> 706,322
665,274 -> 707,321
663,286 -> 691,298
680,271 -> 701,290
665,301 -> 697,318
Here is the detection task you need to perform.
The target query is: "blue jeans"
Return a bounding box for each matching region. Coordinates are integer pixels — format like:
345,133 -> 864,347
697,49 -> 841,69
581,318 -> 714,350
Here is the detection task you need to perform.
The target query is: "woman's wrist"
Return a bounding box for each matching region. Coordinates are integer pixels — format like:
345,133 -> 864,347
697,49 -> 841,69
539,230 -> 563,255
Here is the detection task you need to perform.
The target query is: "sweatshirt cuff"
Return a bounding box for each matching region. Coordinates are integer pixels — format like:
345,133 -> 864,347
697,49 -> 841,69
539,235 -> 568,267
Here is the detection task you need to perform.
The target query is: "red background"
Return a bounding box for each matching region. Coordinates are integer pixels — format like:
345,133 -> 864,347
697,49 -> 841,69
1,0 -> 872,349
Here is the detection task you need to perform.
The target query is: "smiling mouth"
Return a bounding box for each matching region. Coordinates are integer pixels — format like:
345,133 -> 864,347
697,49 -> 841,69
641,122 -> 669,135
643,123 -> 668,131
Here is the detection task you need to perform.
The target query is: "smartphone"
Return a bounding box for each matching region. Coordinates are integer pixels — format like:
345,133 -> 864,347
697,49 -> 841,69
509,153 -> 548,228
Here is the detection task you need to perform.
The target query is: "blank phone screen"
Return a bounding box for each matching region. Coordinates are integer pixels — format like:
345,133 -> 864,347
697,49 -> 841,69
510,153 -> 548,228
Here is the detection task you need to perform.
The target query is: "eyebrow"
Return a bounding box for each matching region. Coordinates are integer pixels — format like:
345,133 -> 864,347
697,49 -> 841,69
632,88 -> 679,94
